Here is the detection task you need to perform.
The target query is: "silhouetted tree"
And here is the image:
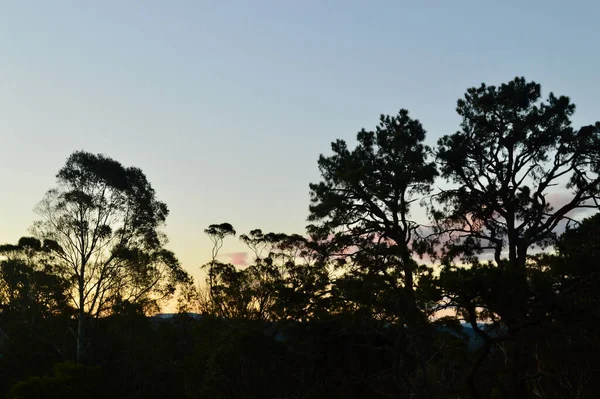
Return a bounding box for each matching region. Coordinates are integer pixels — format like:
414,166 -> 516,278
435,77 -> 600,398
240,230 -> 330,321
201,225 -> 327,321
0,238 -> 70,322
308,109 -> 437,314
203,223 -> 235,292
31,151 -> 189,363
0,238 -> 73,386
436,77 -> 600,268
308,109 -> 439,396
201,223 -> 244,317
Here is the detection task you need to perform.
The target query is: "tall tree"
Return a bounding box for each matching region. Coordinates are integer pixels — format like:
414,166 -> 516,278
32,151 -> 189,363
203,223 -> 236,294
307,110 -> 438,397
201,223 -> 238,316
436,77 -> 600,269
435,77 -> 600,398
308,109 -> 437,314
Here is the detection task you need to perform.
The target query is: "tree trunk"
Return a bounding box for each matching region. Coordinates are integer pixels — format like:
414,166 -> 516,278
76,308 -> 86,363
510,339 -> 529,399
76,274 -> 86,364
509,246 -> 530,398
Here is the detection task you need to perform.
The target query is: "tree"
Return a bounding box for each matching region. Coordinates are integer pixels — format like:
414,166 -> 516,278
307,109 -> 439,396
0,238 -> 70,323
523,213 -> 600,398
0,238 -> 74,393
240,230 -> 330,321
308,109 -> 437,316
436,76 -> 600,269
200,224 -> 329,321
201,223 -> 241,316
553,212 -> 600,279
203,223 -> 236,300
435,77 -> 600,397
32,151 -> 189,363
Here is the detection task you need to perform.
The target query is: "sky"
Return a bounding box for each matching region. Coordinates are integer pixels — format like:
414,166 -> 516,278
1,0 -> 599,283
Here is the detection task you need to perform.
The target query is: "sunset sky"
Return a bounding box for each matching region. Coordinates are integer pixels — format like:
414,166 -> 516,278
1,0 -> 599,283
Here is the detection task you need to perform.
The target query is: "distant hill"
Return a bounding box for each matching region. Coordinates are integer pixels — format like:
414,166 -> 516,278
150,312 -> 202,321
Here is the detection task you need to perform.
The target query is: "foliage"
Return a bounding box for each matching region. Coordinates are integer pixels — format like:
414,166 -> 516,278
7,362 -> 104,399
33,151 -> 189,318
0,78 -> 599,398
308,110 -> 437,307
435,77 -> 600,267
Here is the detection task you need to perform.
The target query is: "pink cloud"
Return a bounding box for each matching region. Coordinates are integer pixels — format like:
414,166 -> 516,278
219,252 -> 249,267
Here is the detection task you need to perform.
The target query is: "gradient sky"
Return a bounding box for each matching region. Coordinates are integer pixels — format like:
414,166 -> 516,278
1,1 -> 599,283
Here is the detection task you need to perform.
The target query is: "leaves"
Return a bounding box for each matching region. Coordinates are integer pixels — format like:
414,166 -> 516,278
436,77 -> 600,267
31,151 -> 189,319
1,78 -> 598,398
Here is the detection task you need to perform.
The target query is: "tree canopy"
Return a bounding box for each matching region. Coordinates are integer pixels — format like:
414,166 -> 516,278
1,78 -> 599,398
28,151 -> 189,362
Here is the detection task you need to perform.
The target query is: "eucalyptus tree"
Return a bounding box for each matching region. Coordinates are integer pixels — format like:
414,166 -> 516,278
33,151 -> 189,363
240,230 -> 330,321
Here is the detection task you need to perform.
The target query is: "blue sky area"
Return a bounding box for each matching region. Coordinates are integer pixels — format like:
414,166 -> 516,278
1,1 -> 598,281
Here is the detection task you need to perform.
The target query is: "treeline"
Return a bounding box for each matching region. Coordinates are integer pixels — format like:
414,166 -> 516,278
1,77 -> 599,398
